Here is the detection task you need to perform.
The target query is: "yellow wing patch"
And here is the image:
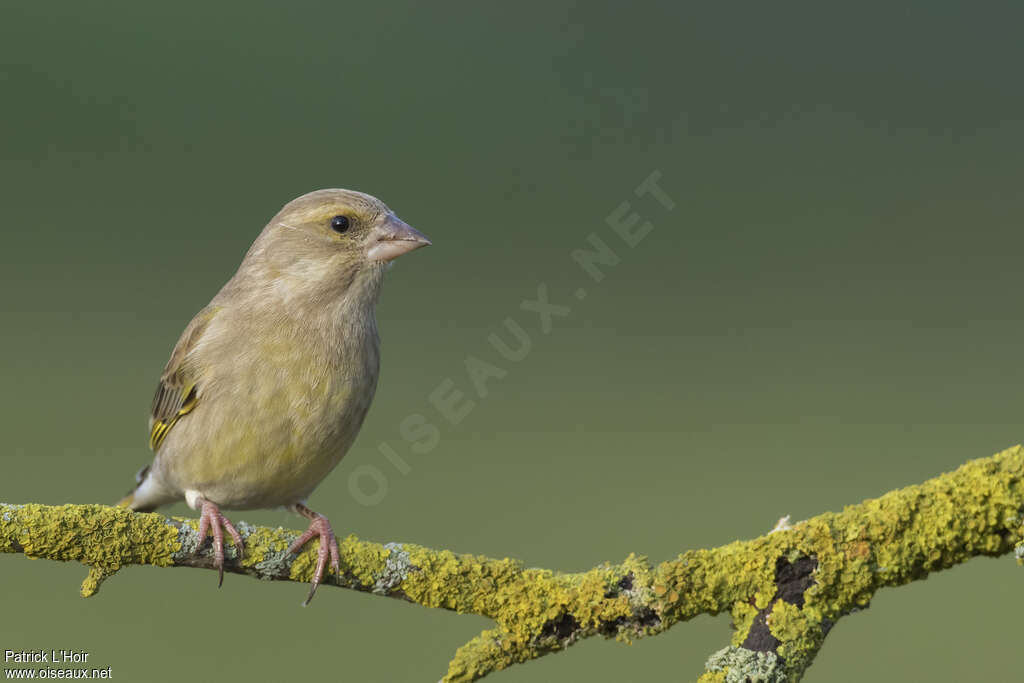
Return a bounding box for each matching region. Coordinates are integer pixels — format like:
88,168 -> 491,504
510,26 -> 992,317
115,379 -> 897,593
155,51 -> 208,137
147,306 -> 219,453
149,383 -> 199,451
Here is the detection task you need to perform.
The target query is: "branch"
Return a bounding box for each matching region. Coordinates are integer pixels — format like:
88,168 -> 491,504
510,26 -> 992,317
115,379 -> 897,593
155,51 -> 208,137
3,445 -> 1024,682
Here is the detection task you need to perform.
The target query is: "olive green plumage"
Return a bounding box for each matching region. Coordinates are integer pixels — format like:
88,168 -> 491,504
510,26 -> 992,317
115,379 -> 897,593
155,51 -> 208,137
124,189 -> 430,514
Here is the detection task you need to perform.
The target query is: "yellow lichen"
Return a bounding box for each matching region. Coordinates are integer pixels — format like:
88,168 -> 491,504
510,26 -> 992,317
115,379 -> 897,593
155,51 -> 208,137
730,602 -> 758,647
3,445 -> 1024,683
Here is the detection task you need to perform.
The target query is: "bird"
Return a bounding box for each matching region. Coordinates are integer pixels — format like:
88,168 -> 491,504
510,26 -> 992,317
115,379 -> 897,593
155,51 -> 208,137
118,188 -> 431,604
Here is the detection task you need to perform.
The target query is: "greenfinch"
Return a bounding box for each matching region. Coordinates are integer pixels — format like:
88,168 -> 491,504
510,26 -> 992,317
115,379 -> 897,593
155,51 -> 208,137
119,188 -> 430,603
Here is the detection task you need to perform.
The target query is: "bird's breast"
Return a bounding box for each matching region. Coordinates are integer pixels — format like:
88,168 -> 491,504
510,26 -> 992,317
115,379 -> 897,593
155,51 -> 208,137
160,306 -> 381,508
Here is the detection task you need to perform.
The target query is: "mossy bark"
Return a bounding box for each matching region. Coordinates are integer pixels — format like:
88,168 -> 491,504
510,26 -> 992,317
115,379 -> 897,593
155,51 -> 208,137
3,445 -> 1023,682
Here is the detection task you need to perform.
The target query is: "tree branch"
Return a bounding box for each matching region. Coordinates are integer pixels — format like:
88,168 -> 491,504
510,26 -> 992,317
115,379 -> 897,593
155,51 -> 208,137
3,445 -> 1024,681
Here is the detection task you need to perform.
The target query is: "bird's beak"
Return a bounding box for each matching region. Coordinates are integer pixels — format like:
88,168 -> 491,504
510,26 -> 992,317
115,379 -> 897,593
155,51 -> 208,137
366,215 -> 432,262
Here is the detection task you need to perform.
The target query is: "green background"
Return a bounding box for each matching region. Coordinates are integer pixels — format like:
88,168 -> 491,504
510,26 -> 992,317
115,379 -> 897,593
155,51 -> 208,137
2,2 -> 1022,681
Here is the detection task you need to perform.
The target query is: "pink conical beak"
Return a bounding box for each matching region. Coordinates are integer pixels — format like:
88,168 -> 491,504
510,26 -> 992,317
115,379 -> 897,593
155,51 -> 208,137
366,215 -> 432,262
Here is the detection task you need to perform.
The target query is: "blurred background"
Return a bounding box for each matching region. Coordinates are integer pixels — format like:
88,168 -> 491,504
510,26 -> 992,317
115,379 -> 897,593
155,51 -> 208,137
2,2 -> 1022,680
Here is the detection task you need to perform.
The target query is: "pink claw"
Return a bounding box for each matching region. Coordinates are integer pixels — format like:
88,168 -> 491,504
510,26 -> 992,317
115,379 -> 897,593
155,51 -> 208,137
196,499 -> 244,587
287,504 -> 340,605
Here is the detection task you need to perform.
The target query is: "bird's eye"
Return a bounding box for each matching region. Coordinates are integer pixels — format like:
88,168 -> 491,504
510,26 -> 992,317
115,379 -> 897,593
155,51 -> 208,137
330,215 -> 351,233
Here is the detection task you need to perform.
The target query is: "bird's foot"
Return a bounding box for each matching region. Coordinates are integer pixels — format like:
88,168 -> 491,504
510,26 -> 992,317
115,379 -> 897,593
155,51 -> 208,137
287,503 -> 340,605
195,498 -> 244,587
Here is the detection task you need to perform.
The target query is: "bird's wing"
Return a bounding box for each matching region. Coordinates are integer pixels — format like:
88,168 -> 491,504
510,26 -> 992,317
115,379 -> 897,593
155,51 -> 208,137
148,306 -> 220,452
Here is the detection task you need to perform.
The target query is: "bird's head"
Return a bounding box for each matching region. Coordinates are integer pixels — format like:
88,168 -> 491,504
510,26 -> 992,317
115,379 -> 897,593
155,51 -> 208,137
244,189 -> 431,303
270,188 -> 430,263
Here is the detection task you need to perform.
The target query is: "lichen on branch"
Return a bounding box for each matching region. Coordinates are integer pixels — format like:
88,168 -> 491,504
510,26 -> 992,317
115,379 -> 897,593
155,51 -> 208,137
3,445 -> 1023,682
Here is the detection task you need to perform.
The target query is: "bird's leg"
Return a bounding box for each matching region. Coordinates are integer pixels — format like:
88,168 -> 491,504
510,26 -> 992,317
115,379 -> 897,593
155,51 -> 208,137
287,503 -> 341,605
195,497 -> 244,587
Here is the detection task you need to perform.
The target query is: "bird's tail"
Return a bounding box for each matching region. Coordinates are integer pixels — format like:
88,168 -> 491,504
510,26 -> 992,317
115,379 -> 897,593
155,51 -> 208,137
117,465 -> 160,512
